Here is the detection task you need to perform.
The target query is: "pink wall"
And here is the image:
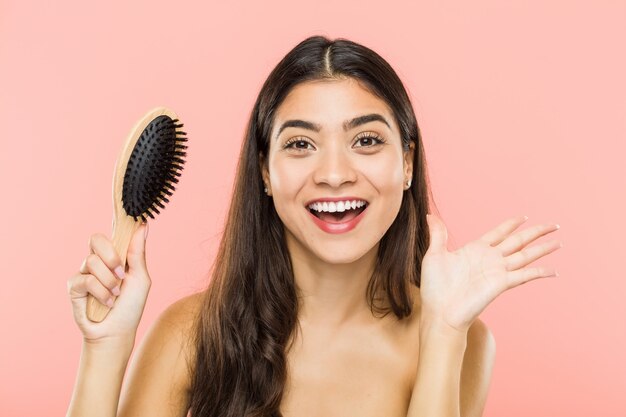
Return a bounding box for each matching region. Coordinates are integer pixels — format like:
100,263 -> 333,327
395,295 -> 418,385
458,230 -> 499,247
1,0 -> 624,415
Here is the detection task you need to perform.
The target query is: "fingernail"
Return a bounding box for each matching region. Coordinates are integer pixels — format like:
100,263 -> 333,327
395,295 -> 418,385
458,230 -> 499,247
144,222 -> 149,240
106,297 -> 114,308
114,265 -> 125,280
112,286 -> 120,296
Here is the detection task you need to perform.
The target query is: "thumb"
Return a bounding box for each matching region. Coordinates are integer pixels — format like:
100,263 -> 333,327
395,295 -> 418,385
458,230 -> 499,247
126,222 -> 148,273
426,213 -> 448,253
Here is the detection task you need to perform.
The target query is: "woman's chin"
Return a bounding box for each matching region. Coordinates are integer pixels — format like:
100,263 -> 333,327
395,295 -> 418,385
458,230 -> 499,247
309,241 -> 380,266
283,224 -> 380,265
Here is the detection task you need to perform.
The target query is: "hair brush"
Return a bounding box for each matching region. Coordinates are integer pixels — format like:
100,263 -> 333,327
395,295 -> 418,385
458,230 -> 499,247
86,107 -> 188,322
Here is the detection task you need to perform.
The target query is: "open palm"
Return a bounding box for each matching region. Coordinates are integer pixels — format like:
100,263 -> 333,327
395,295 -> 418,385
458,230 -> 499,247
419,214 -> 562,333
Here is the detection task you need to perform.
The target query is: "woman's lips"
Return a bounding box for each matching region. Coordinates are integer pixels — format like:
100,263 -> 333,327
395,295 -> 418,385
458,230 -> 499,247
306,205 -> 368,234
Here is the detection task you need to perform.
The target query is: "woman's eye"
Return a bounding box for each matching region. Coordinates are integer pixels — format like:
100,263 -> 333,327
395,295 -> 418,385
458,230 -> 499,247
355,135 -> 385,148
284,135 -> 385,152
284,139 -> 313,151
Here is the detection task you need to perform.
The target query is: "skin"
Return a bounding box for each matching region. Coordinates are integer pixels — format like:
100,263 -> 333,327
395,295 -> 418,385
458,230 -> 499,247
260,76 -> 414,328
261,77 -> 422,415
66,77 -> 562,417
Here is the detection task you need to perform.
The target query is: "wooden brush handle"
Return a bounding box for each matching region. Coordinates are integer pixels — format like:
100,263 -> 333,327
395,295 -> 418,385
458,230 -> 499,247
86,215 -> 142,322
84,107 -> 178,323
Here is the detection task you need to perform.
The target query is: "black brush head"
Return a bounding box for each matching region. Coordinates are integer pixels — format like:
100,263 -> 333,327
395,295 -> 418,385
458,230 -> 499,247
122,115 -> 188,222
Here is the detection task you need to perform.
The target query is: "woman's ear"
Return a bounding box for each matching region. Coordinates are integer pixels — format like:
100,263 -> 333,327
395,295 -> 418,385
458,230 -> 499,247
258,153 -> 266,180
259,152 -> 271,195
404,140 -> 415,180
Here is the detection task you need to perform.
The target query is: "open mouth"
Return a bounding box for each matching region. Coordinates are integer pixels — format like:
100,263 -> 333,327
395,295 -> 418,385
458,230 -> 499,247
307,203 -> 368,223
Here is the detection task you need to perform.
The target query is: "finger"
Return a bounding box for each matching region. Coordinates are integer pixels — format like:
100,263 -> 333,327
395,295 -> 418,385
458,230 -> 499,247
88,233 -> 125,280
67,274 -> 115,308
79,253 -> 121,295
86,235 -> 95,255
479,215 -> 528,247
505,266 -> 559,289
497,223 -> 560,257
126,222 -> 148,274
426,214 -> 448,253
505,240 -> 563,272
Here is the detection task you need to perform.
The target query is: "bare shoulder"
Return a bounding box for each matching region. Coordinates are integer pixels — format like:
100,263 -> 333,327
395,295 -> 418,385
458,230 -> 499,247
404,284 -> 496,416
464,315 -> 496,373
140,290 -> 205,359
460,316 -> 496,417
467,317 -> 495,346
160,290 -> 205,330
118,291 -> 205,417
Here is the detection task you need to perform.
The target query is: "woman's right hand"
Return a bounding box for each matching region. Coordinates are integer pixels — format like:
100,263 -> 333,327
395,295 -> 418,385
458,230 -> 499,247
67,222 -> 151,347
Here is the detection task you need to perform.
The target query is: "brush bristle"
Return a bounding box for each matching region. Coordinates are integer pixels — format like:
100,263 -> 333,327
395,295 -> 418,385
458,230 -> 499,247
122,115 -> 188,222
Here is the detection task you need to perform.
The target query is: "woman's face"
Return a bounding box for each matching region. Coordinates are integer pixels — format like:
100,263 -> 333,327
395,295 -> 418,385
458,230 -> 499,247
261,77 -> 414,265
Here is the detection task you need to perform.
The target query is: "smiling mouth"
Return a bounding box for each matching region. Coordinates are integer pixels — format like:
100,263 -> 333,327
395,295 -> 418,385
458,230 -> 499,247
307,204 -> 368,223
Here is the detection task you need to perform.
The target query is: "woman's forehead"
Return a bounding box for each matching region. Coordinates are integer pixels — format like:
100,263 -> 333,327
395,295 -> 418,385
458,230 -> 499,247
272,79 -> 397,134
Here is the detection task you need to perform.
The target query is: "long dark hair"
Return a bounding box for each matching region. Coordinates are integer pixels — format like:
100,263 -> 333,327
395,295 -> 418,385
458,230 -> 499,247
188,35 -> 437,417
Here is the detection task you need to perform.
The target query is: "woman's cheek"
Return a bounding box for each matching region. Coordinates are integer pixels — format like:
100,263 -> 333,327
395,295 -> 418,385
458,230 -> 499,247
271,160 -> 309,195
362,155 -> 404,190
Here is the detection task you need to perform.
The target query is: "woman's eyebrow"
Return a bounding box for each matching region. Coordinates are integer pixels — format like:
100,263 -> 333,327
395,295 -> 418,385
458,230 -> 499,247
275,113 -> 391,140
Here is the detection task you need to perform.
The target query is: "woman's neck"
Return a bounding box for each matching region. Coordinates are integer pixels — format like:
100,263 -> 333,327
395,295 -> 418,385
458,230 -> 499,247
285,234 -> 381,329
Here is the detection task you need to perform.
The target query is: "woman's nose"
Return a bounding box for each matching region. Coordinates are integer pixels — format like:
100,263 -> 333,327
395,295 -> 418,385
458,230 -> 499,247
312,147 -> 358,188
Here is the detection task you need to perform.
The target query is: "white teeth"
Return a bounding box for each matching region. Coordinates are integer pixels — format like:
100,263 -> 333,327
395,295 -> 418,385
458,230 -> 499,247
308,200 -> 367,213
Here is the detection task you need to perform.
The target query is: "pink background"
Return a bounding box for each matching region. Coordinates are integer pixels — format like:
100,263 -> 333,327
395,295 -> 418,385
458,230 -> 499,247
1,0 -> 624,415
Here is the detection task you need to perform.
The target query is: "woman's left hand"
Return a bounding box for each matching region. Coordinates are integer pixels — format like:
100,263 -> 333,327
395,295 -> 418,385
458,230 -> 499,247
419,214 -> 562,333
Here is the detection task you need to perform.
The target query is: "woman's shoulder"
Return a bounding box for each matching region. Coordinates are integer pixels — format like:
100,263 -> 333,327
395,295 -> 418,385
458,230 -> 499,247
149,290 -> 207,358
117,291 -> 206,416
148,290 -> 205,348
161,290 -> 206,327
154,290 -> 208,360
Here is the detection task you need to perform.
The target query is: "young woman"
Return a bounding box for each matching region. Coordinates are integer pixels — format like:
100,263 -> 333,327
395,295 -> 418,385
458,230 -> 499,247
66,35 -> 562,417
